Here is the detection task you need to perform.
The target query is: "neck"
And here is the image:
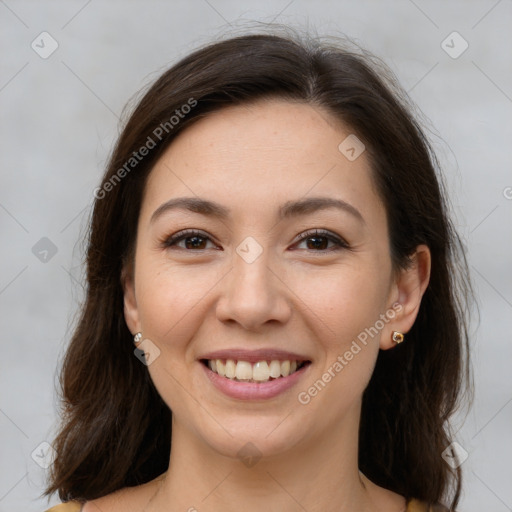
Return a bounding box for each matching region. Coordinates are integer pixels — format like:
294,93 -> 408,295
150,403 -> 379,512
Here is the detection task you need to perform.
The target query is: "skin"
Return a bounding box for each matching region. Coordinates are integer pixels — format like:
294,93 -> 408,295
84,99 -> 430,512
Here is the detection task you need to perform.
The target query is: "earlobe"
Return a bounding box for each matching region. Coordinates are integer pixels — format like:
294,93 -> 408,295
380,244 -> 431,350
121,264 -> 141,336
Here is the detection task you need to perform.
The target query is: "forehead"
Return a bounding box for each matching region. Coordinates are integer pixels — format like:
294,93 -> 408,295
140,99 -> 384,224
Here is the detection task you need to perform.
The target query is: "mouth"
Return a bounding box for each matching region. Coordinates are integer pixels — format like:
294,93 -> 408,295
200,358 -> 310,383
198,349 -> 312,400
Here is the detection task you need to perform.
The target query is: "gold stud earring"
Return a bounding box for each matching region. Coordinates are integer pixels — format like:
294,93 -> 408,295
134,332 -> 142,344
392,331 -> 404,344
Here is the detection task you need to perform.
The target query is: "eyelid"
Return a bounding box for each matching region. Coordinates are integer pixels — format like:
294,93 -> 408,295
293,228 -> 349,250
161,228 -> 349,252
161,229 -> 220,250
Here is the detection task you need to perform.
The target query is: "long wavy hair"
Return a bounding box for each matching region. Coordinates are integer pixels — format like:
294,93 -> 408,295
46,27 -> 472,510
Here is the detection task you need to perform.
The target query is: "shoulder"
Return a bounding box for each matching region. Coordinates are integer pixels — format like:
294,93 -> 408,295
407,498 -> 451,511
45,503 -> 82,512
82,474 -> 165,512
46,487 -> 154,512
44,473 -> 165,512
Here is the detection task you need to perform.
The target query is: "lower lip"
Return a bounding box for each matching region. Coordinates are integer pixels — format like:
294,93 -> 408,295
201,362 -> 310,400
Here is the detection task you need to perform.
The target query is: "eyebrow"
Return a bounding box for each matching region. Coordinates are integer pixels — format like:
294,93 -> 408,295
150,196 -> 365,225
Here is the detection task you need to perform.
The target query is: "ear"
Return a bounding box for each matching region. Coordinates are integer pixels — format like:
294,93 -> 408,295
121,261 -> 141,337
380,244 -> 431,350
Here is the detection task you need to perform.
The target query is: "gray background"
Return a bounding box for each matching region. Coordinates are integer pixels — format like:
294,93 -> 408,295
1,1 -> 511,511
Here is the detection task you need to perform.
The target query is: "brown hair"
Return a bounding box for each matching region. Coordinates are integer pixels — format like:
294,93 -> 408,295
46,27 -> 472,510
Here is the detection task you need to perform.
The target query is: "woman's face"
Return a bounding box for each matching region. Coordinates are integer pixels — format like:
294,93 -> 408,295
124,99 -> 406,460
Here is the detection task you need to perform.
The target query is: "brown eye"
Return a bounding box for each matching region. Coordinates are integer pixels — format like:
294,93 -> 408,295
163,230 -> 217,250
294,229 -> 348,252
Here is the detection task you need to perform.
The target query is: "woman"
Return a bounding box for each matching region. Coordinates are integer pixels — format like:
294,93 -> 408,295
44,28 -> 471,511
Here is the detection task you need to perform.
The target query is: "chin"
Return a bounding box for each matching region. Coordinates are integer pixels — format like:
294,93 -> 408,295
191,410 -> 310,462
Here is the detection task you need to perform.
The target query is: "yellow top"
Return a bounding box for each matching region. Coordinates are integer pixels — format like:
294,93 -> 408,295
45,504 -> 82,512
45,498 -> 447,511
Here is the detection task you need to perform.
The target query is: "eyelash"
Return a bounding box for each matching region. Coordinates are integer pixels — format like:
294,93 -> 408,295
161,228 -> 349,252
294,229 -> 349,251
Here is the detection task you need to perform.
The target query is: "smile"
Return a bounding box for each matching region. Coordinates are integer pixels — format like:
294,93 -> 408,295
199,349 -> 312,400
202,359 -> 309,383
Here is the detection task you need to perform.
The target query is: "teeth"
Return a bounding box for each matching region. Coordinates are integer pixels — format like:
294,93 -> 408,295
225,359 -> 236,379
235,361 -> 253,380
216,359 -> 225,377
269,360 -> 281,378
207,359 -> 306,382
252,361 -> 269,381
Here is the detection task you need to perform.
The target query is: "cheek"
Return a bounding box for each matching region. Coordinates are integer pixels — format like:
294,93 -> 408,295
135,261 -> 223,350
136,254 -> 390,352
297,262 -> 390,346
294,268 -> 386,417
134,263 -> 218,415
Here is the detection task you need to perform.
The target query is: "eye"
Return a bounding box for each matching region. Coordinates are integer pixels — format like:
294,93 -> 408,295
293,229 -> 349,252
161,228 -> 349,253
162,229 -> 219,251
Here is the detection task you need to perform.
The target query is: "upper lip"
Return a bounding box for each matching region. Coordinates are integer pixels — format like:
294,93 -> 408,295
199,348 -> 311,364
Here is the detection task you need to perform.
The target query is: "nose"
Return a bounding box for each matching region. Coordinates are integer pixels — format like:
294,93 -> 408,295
215,246 -> 292,332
